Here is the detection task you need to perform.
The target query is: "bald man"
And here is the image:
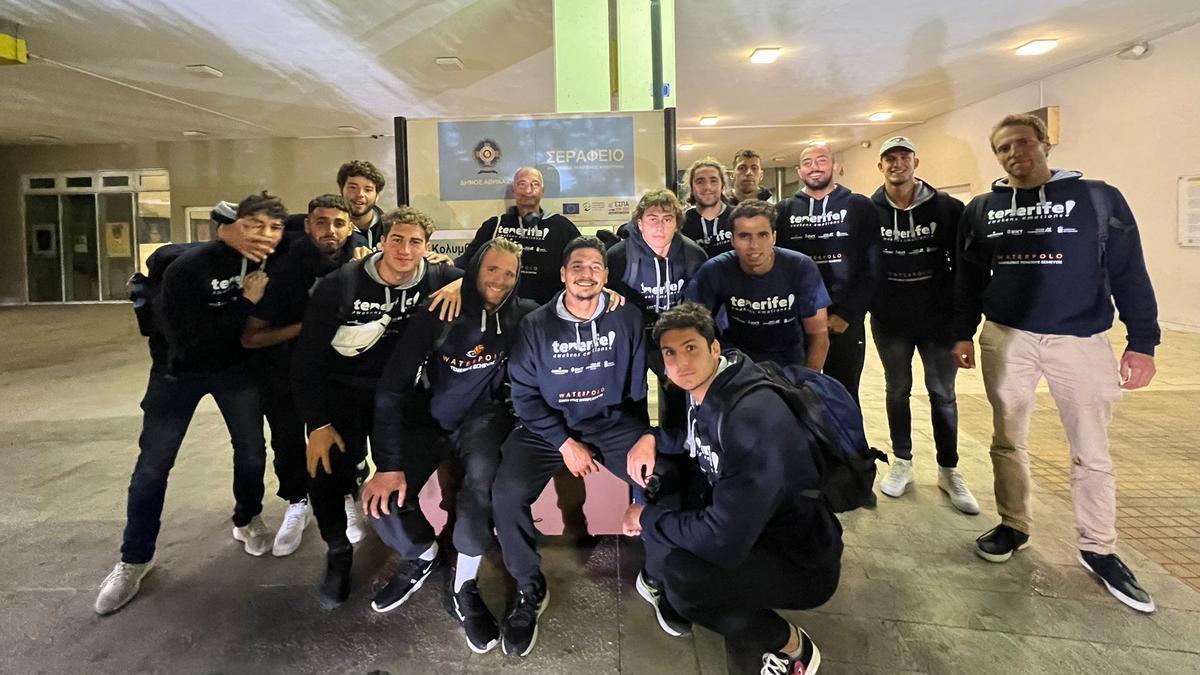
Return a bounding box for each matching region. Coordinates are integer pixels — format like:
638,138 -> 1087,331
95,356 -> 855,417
455,166 -> 583,305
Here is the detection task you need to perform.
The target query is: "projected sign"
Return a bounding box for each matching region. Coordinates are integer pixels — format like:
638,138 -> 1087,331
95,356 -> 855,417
438,117 -> 635,202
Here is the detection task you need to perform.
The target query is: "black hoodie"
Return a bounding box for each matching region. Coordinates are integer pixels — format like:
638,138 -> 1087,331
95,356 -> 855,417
640,350 -> 843,569
372,242 -> 538,471
291,253 -> 462,428
869,181 -> 963,338
954,170 -> 1159,355
680,203 -> 735,257
454,206 -> 582,305
606,222 -> 707,329
774,184 -> 882,323
729,185 -> 774,205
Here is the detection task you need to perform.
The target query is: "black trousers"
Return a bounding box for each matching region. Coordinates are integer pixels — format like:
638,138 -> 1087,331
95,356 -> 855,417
121,367 -> 266,564
252,358 -> 309,503
492,418 -> 649,587
661,545 -> 840,653
308,382 -> 372,552
369,397 -> 511,559
824,318 -> 866,405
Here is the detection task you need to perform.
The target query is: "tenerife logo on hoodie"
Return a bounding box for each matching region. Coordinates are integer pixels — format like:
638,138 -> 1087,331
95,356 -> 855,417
987,200 -> 1076,223
639,278 -> 685,301
551,329 -> 617,358
496,222 -> 550,240
881,221 -> 937,241
788,209 -> 848,227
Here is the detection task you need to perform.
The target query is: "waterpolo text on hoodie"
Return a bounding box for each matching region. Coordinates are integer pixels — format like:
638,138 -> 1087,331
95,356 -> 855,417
455,207 -> 582,305
159,240 -> 263,373
507,292 -> 649,449
607,224 -> 707,326
291,254 -> 462,428
681,203 -> 734,257
373,242 -> 538,471
639,351 -> 842,568
685,249 -> 831,365
869,181 -> 963,338
774,184 -> 882,323
954,171 -> 1159,354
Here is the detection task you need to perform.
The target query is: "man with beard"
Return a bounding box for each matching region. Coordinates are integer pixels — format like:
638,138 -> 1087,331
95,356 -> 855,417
680,158 -> 735,257
774,144 -> 881,404
729,149 -> 774,205
240,194 -> 366,556
338,160 -> 387,248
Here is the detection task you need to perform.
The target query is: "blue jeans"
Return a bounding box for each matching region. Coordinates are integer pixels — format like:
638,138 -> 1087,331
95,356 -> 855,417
870,322 -> 959,467
120,367 -> 266,564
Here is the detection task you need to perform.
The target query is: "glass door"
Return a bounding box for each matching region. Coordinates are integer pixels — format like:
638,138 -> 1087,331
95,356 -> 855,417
99,193 -> 136,300
24,194 -> 63,302
63,194 -> 99,301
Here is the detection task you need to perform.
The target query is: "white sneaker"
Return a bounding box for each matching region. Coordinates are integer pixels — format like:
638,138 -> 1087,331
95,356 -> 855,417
879,457 -> 913,498
95,561 -> 153,615
233,515 -> 272,556
272,499 -> 312,557
344,494 -> 365,544
938,467 -> 980,515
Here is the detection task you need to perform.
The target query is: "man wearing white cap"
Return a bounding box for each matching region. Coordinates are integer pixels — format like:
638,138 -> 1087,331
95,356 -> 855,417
869,137 -> 978,514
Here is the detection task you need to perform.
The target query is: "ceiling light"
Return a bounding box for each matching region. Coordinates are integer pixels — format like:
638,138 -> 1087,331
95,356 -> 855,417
772,157 -> 785,162
678,143 -> 694,151
184,64 -> 223,78
337,125 -> 360,134
182,129 -> 208,137
868,111 -> 893,122
860,140 -> 872,149
749,48 -> 781,64
434,56 -> 465,71
1116,41 -> 1151,60
698,116 -> 718,126
30,134 -> 60,142
1015,39 -> 1058,56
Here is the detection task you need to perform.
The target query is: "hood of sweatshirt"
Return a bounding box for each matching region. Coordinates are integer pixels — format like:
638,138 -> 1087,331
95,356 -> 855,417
990,169 -> 1084,214
790,183 -> 854,221
461,238 -> 523,338
871,179 -> 937,212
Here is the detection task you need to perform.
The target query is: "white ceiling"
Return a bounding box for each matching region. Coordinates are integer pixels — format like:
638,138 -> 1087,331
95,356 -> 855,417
2,0 -> 1198,168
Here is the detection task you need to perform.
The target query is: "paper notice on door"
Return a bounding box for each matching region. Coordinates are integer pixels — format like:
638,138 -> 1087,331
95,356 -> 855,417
104,222 -> 131,257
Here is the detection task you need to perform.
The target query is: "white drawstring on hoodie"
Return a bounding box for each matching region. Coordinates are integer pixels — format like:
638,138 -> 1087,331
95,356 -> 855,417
1010,184 -> 1048,214
651,256 -> 673,312
807,194 -> 830,218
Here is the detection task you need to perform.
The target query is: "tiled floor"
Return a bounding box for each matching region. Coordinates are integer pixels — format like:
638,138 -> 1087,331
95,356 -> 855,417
2,305 -> 1199,674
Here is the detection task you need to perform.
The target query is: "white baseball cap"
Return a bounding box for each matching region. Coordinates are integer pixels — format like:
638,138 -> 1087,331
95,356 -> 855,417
879,136 -> 916,156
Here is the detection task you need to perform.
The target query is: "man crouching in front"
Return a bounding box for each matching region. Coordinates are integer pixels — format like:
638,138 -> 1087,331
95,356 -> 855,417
627,302 -> 843,675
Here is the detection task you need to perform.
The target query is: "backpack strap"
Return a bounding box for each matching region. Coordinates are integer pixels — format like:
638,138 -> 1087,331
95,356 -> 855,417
1084,179 -> 1127,268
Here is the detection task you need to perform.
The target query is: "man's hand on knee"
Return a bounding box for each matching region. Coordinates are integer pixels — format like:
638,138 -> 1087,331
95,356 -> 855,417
626,433 -> 656,487
305,425 -> 346,478
559,438 -> 599,477
362,470 -> 407,519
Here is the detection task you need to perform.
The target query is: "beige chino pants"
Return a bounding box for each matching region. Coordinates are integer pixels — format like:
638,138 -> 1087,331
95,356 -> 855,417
979,321 -> 1124,555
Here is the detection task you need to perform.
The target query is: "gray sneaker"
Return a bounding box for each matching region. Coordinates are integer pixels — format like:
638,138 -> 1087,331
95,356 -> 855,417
233,515 -> 272,556
938,467 -> 980,515
272,500 -> 311,557
879,458 -> 913,498
95,561 -> 153,615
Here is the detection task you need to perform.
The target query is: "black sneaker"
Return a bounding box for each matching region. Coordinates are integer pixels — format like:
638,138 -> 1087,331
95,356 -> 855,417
371,555 -> 442,613
760,624 -> 821,674
1079,550 -> 1155,613
446,579 -> 500,653
635,570 -> 692,637
975,524 -> 1031,563
501,573 -> 550,657
318,547 -> 352,607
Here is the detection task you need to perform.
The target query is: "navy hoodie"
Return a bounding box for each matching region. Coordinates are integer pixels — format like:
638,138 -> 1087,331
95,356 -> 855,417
680,203 -> 734,257
774,184 -> 882,323
685,249 -> 831,366
508,292 -> 648,449
455,207 -> 582,305
373,241 -> 538,471
870,181 -> 964,338
606,223 -> 707,329
954,170 -> 1160,355
159,240 -> 262,374
640,350 -> 843,569
291,253 -> 462,428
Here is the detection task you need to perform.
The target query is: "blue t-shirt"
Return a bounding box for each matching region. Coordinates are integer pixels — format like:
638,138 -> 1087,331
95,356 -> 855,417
685,248 -> 831,366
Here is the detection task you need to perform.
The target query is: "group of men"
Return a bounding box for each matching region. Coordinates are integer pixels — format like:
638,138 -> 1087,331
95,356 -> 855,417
93,110 -> 1161,675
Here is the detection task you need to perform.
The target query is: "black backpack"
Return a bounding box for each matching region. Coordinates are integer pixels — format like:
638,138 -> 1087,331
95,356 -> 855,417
715,360 -> 886,513
128,242 -> 202,338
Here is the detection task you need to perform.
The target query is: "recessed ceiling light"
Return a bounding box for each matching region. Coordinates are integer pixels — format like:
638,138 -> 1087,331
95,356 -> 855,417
337,125 -> 360,134
1015,39 -> 1058,56
1116,41 -> 1151,60
434,56 -> 465,71
698,116 -> 719,126
182,129 -> 208,137
749,48 -> 781,64
678,143 -> 694,151
30,134 -> 61,142
772,157 -> 786,162
184,64 -> 223,78
868,111 -> 893,122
